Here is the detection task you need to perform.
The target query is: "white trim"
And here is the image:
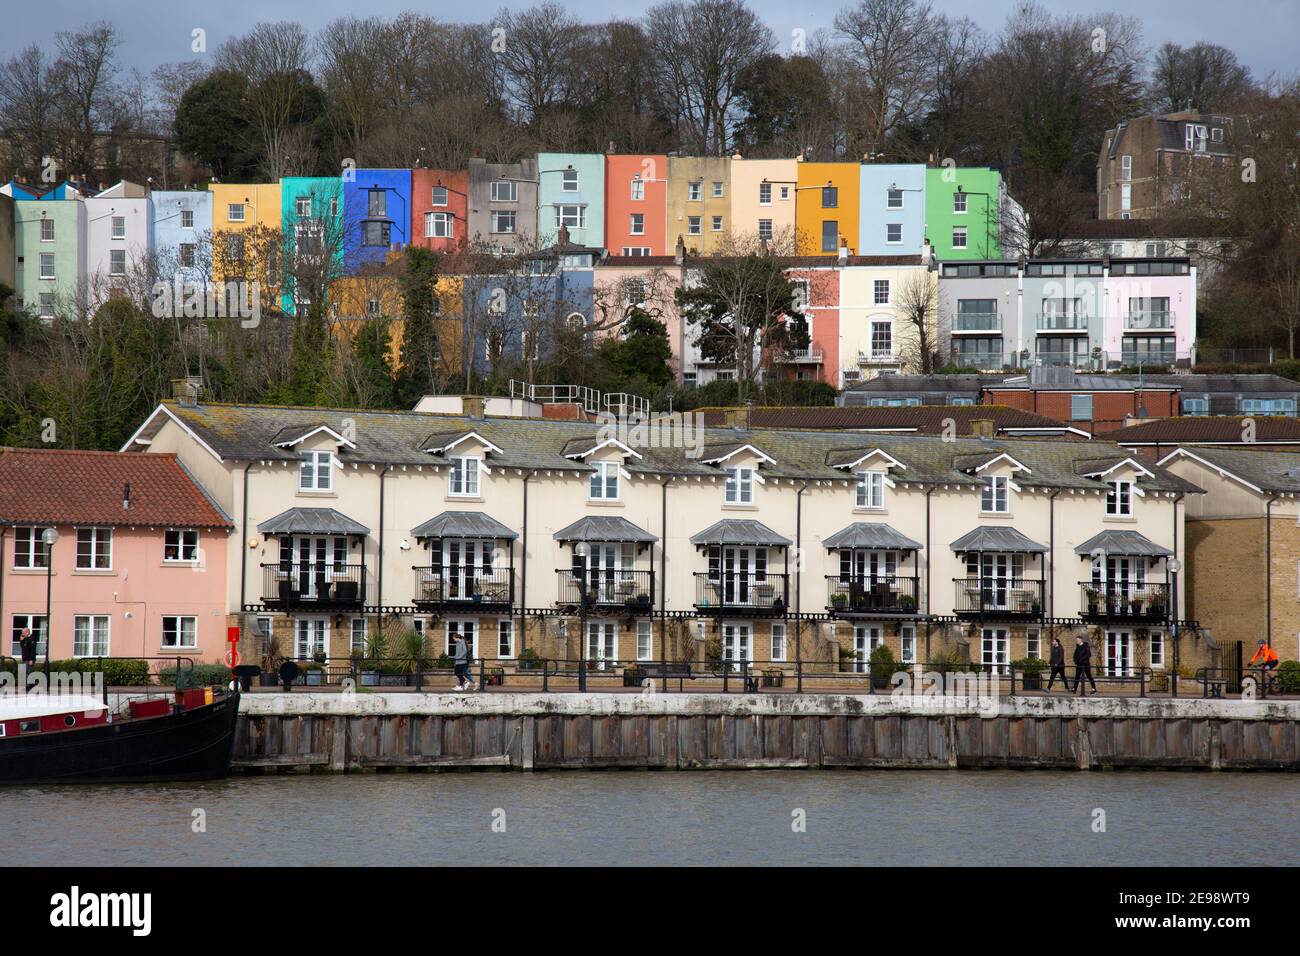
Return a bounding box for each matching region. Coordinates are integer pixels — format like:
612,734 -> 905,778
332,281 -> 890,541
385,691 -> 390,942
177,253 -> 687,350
564,438 -> 644,461
831,448 -> 907,472
273,424 -> 357,450
966,452 -> 1031,475
1079,457 -> 1154,480
119,404 -> 225,463
701,444 -> 777,467
1156,447 -> 1265,495
426,431 -> 504,456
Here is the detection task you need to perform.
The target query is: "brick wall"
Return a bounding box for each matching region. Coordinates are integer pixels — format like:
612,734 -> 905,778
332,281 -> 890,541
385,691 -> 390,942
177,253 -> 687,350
986,388 -> 1179,434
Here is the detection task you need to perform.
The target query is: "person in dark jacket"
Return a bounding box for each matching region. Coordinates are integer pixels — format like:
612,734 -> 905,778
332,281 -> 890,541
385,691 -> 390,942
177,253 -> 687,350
1072,637 -> 1097,695
1046,637 -> 1068,691
452,633 -> 476,691
18,626 -> 37,668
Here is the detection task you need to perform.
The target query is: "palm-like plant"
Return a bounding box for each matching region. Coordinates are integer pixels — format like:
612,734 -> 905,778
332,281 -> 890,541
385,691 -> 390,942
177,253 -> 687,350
394,628 -> 429,674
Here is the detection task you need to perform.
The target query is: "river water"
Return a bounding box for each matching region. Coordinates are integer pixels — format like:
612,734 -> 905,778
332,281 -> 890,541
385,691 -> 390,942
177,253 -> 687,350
2,771 -> 1294,866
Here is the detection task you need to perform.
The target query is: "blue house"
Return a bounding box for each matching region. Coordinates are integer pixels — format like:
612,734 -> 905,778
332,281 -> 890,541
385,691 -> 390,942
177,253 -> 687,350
858,163 -> 927,256
150,190 -> 212,285
536,153 -> 605,250
343,169 -> 412,271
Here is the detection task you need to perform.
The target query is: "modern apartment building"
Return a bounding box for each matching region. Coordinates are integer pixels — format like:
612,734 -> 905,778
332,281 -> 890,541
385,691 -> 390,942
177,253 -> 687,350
125,398 -> 1203,675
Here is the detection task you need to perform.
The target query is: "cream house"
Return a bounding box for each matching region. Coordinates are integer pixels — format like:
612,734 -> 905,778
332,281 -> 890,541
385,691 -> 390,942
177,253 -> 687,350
123,399 -> 1203,678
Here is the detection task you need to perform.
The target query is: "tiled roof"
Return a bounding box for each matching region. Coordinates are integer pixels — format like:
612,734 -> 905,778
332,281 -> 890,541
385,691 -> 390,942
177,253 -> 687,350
696,405 -> 1082,435
0,448 -> 232,529
1074,530 -> 1173,557
1159,446 -> 1300,493
1111,417 -> 1300,445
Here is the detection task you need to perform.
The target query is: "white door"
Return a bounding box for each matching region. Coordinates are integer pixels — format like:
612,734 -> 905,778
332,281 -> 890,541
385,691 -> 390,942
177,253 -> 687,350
722,547 -> 767,605
1106,630 -> 1133,676
446,619 -> 476,657
587,621 -> 617,669
981,627 -> 1009,674
722,623 -> 751,672
854,625 -> 883,673
295,617 -> 328,659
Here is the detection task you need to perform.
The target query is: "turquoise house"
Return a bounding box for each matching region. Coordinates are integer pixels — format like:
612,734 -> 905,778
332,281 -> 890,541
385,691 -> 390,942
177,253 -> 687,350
281,176 -> 345,315
536,153 -> 604,249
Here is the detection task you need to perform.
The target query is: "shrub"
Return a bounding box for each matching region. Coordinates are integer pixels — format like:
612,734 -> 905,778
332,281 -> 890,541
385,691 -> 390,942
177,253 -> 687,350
160,663 -> 231,687
518,647 -> 543,671
1277,660 -> 1300,694
868,643 -> 896,680
1014,656 -> 1046,678
43,658 -> 152,686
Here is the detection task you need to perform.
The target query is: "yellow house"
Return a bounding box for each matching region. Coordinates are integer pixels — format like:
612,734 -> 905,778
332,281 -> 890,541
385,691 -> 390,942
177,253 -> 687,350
795,162 -> 860,257
667,156 -> 730,256
838,260 -> 935,379
208,183 -> 282,290
332,271 -> 465,378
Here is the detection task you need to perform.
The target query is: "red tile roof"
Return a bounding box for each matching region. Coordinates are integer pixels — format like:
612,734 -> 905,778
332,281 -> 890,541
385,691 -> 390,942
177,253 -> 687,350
0,448 -> 232,528
1109,417 -> 1300,444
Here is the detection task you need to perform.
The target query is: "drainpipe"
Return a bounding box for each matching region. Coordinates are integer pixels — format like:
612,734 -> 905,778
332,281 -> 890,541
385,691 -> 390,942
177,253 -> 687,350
519,470 -> 533,654
924,486 -> 933,660
1266,494 -> 1279,649
1171,492 -> 1184,681
1048,489 -> 1061,622
660,478 -> 671,657
377,466 -> 389,635
795,481 -> 808,669
239,462 -> 254,611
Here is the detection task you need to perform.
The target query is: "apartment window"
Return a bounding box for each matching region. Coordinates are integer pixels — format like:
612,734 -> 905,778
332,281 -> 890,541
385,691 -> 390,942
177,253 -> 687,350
630,177 -> 644,200
821,221 -> 838,253
952,227 -> 968,249
1106,480 -> 1132,516
431,186 -> 448,206
491,210 -> 516,234
367,298 -> 381,317
758,182 -> 772,205
76,528 -> 112,570
981,475 -> 1009,513
626,279 -> 648,306
870,320 -> 892,358
73,615 -> 110,657
1120,155 -> 1131,181
497,620 -> 515,659
873,280 -> 890,305
425,212 -> 453,238
109,250 -> 125,276
688,182 -> 702,201
637,620 -> 653,662
1121,183 -> 1132,211
11,614 -> 47,657
724,467 -> 754,505
38,293 -> 54,318
856,470 -> 885,509
629,213 -> 644,235
682,372 -> 697,388
688,216 -> 702,236
1150,630 -> 1165,668
900,625 -> 916,665
561,169 -> 579,191
490,181 -> 517,202
1184,124 -> 1207,152
886,223 -> 902,244
351,617 -> 368,654
821,186 -> 838,208
161,615 -> 198,649
294,197 -> 311,217
757,219 -> 773,241
555,205 -> 585,229
712,181 -> 724,198
953,192 -> 967,214
1211,127 -> 1224,143
367,189 -> 387,218
39,254 -> 55,279
299,450 -> 333,492
621,247 -> 651,257
363,221 -> 391,247
225,234 -> 245,261
589,461 -> 619,500
179,243 -> 195,268
887,188 -> 903,209
790,279 -> 809,312
164,529 -> 199,562
770,622 -> 787,662
449,456 -> 480,496
1070,394 -> 1093,421
40,218 -> 54,241
227,203 -> 245,223
711,215 -> 723,232
779,186 -> 790,200
1183,397 -> 1209,416
13,526 -> 51,569
111,216 -> 125,239
1026,628 -> 1041,660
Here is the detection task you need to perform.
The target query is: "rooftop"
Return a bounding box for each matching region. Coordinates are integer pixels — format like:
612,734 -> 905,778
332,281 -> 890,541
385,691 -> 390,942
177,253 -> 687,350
695,405 -> 1086,436
1111,417 -> 1300,445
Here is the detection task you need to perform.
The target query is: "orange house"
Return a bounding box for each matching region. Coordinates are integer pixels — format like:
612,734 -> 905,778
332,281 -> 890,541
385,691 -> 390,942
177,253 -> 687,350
411,169 -> 468,254
605,155 -> 668,257
795,162 -> 860,257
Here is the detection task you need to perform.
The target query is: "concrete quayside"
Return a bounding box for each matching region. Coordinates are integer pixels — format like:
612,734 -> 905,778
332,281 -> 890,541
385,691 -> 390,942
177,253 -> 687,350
234,692 -> 1300,773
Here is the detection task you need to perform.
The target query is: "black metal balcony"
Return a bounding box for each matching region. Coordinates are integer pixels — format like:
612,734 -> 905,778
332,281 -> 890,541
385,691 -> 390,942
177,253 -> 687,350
556,569 -> 655,614
826,575 -> 918,615
413,567 -> 514,610
694,572 -> 789,616
953,577 -> 1043,619
263,562 -> 366,609
1079,582 -> 1170,622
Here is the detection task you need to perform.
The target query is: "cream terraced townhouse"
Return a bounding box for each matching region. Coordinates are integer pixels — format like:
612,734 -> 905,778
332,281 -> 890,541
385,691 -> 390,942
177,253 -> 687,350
123,397 -> 1206,679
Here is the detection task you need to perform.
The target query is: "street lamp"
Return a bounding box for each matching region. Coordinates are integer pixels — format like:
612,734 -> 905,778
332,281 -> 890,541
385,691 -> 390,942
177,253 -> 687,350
1169,556 -> 1182,696
42,527 -> 58,682
575,542 -> 589,692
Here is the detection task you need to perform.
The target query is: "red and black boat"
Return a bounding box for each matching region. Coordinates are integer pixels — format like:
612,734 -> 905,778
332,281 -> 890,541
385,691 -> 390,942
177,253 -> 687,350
0,686 -> 239,785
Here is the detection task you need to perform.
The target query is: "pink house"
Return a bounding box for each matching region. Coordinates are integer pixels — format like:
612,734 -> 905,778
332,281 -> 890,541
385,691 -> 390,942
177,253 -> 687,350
0,449 -> 233,664
1102,260 -> 1197,366
594,256 -> 686,377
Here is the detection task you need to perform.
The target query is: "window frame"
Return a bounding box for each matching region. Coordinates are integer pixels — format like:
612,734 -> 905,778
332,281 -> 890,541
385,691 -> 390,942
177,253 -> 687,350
161,614 -> 198,649
13,526 -> 51,570
298,450 -> 334,493
448,455 -> 481,497
75,527 -> 113,571
164,528 -> 200,563
1105,479 -> 1133,517
588,460 -> 620,501
855,469 -> 886,510
724,466 -> 754,505
981,475 -> 1009,514
73,614 -> 111,658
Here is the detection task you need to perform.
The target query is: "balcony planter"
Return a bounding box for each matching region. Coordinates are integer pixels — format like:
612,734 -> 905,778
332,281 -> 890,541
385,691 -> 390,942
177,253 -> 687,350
1015,657 -> 1045,690
628,594 -> 652,612
360,669 -> 380,687
899,595 -> 916,613
379,674 -> 408,687
484,667 -> 505,687
830,594 -> 847,611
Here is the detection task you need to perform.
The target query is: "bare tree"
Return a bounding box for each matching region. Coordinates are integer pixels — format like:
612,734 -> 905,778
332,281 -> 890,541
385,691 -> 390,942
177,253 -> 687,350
1152,42 -> 1254,114
895,269 -> 945,373
0,45 -> 61,179
53,22 -> 120,178
493,3 -> 586,125
219,22 -> 314,179
316,16 -> 390,165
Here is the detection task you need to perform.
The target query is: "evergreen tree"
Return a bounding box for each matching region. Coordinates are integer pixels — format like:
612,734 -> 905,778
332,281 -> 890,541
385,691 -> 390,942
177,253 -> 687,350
397,247 -> 443,406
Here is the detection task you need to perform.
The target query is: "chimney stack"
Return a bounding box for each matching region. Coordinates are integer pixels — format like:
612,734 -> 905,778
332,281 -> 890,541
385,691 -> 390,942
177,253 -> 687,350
969,419 -> 995,439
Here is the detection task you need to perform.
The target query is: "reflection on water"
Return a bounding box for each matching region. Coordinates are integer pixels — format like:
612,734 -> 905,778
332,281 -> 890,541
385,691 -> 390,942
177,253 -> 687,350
1,770 -> 1294,866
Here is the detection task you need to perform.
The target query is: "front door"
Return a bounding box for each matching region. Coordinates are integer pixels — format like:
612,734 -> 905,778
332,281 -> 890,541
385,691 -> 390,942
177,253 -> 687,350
295,617 -> 328,659
722,547 -> 767,605
854,625 -> 883,673
1106,630 -> 1133,676
446,619 -> 476,658
975,553 -> 1021,609
981,627 -> 1009,674
444,539 -> 492,601
290,536 -> 346,599
587,620 -> 617,669
722,622 -> 751,672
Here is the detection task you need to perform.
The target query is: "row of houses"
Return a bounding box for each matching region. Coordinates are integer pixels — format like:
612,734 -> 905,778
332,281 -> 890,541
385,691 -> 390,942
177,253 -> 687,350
4,388 -> 1297,678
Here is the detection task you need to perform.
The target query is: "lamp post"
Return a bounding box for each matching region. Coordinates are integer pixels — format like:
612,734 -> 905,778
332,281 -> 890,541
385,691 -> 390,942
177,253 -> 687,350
42,527 -> 58,682
575,542 -> 589,692
1168,557 -> 1181,697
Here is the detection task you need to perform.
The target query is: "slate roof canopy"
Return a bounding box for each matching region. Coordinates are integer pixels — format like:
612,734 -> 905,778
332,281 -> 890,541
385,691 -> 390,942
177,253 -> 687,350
690,519 -> 791,547
950,526 -> 1047,553
823,523 -> 921,551
553,515 -> 657,544
1074,530 -> 1173,557
257,507 -> 369,536
411,511 -> 518,540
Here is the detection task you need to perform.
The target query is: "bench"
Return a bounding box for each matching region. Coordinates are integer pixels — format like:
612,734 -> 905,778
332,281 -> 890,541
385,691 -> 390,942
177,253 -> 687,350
642,662 -> 695,691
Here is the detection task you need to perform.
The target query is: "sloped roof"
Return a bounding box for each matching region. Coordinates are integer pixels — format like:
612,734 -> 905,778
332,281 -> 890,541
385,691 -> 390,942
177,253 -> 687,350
697,405 -> 1081,435
257,507 -> 368,536
0,448 -> 232,529
1111,417 -> 1300,445
822,523 -> 921,551
553,515 -> 657,543
1159,446 -> 1300,494
1074,530 -> 1173,557
690,519 -> 791,547
950,526 -> 1047,553
411,511 -> 517,540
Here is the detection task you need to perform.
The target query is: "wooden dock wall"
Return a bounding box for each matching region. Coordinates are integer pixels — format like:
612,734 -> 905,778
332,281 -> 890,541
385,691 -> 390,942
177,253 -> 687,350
232,694 -> 1300,773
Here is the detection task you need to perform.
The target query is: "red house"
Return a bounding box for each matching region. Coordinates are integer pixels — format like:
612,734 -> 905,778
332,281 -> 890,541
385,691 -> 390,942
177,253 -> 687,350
411,168 -> 468,254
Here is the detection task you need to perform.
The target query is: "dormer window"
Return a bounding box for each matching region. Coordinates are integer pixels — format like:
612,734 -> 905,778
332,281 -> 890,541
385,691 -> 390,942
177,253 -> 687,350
981,475 -> 1009,513
299,451 -> 333,492
589,461 -> 619,500
449,456 -> 480,497
1106,480 -> 1132,516
856,470 -> 885,509
725,467 -> 754,504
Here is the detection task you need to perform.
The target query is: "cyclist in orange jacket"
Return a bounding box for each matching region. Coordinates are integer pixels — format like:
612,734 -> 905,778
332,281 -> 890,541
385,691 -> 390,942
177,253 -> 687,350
1250,640 -> 1280,671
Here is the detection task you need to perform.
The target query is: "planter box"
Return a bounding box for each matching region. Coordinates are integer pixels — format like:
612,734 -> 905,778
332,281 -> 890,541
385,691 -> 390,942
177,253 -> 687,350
360,671 -> 380,686
761,670 -> 784,688
622,670 -> 644,687
304,671 -> 323,686
379,674 -> 409,687
1022,674 -> 1042,690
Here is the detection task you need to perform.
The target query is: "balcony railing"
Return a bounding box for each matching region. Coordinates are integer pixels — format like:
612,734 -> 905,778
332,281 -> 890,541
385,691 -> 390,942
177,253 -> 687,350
1124,311 -> 1174,331
1080,582 -> 1170,622
1034,351 -> 1094,368
826,575 -> 918,615
412,567 -> 514,609
263,562 -> 366,609
949,351 -> 1016,370
1036,313 -> 1090,332
953,577 -> 1043,618
556,569 -> 655,613
1118,350 -> 1177,367
694,572 -> 789,615
953,312 -> 1000,332
858,350 -> 900,366
775,347 -> 824,364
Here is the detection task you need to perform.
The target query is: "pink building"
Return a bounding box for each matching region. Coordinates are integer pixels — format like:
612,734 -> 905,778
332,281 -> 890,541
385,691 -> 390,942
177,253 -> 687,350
593,256 -> 685,377
0,449 -> 233,664
1101,260 -> 1197,366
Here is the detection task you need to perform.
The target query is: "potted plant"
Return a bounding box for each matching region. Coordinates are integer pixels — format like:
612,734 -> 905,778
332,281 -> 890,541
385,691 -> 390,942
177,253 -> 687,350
838,646 -> 860,673
868,644 -> 896,689
899,594 -> 916,613
1015,656 -> 1046,689
1084,586 -> 1101,616
484,666 -> 505,687
762,668 -> 784,688
831,593 -> 848,611
623,663 -> 644,687
312,649 -> 328,665
518,647 -> 543,671
361,631 -> 389,686
301,661 -> 324,686
395,628 -> 429,675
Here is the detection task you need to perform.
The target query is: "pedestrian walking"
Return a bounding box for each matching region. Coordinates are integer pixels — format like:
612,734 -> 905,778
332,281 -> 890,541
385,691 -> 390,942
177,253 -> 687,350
1072,636 -> 1097,696
452,633 -> 476,691
1046,637 -> 1069,691
18,626 -> 37,670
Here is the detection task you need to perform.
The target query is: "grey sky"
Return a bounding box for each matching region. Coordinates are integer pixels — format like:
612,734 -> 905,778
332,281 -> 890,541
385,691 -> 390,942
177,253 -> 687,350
6,0 -> 1298,81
